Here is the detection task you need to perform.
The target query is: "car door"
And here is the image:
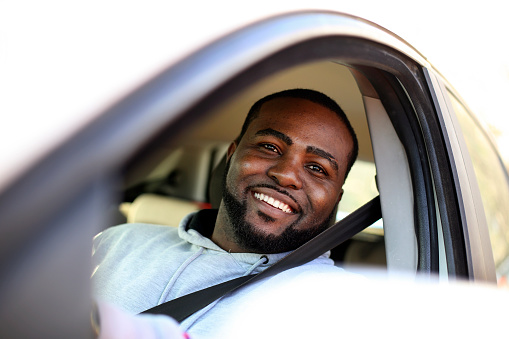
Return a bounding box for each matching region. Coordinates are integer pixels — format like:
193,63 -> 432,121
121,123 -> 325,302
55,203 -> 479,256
427,71 -> 509,284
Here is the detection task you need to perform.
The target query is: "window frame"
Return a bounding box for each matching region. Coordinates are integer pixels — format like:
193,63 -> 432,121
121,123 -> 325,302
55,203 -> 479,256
425,70 -> 498,282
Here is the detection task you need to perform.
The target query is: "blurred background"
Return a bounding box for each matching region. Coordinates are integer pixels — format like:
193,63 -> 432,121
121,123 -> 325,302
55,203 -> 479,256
1,0 -> 508,183
340,0 -> 509,165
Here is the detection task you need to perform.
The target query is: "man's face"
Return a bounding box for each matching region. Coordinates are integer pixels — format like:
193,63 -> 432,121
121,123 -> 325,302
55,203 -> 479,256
221,97 -> 354,253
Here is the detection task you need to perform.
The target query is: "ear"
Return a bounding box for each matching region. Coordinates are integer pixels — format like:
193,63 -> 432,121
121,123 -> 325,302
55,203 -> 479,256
335,189 -> 344,205
226,141 -> 237,161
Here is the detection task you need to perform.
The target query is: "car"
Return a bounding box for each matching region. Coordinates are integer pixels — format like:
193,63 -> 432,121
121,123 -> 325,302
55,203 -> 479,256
1,5 -> 509,338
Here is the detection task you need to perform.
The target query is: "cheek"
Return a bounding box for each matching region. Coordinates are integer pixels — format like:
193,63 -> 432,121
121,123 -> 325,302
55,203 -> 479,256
308,185 -> 341,214
233,153 -> 268,178
226,153 -> 265,189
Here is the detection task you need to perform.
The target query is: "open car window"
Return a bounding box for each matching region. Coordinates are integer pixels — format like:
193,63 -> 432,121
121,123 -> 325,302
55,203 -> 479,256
118,61 -> 388,269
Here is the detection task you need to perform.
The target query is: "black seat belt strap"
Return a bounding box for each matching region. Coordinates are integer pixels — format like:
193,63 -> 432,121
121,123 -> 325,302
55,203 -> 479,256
142,195 -> 381,322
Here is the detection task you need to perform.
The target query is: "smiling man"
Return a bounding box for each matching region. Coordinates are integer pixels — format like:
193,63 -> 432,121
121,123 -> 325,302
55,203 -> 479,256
213,91 -> 357,254
92,89 -> 358,337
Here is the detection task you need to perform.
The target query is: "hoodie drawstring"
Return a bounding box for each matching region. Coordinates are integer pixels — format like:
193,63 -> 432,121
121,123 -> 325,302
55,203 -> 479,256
243,255 -> 269,276
158,247 -> 205,304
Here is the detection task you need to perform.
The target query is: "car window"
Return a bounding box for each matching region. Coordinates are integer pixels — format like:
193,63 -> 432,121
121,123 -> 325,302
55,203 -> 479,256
449,93 -> 509,284
339,160 -> 379,218
119,61 -> 386,269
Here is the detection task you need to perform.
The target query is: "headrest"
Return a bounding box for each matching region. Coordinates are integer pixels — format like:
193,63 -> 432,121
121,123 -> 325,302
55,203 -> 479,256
121,193 -> 202,226
208,153 -> 227,209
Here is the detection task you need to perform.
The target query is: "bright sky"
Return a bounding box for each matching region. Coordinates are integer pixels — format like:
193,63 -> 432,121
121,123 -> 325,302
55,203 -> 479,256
339,1 -> 509,162
1,0 -> 508,189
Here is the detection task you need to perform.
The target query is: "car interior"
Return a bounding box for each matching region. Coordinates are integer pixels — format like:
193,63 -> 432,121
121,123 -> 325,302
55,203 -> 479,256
113,60 -> 419,272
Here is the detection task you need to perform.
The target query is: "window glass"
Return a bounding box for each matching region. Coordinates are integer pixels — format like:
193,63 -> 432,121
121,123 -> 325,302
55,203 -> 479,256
340,160 -> 379,213
450,94 -> 509,283
338,160 -> 382,232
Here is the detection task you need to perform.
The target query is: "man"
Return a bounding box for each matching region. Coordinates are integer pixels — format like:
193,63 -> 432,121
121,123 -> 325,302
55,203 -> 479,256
92,89 -> 358,336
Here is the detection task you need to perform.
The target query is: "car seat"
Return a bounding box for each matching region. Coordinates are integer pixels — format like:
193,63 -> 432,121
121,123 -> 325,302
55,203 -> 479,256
120,193 -> 204,226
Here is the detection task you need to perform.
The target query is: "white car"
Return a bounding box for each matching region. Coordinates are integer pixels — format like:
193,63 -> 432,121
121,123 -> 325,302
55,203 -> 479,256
1,4 -> 508,338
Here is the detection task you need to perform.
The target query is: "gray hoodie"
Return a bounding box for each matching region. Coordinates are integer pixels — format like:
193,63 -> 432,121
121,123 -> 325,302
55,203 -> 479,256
92,209 -> 336,336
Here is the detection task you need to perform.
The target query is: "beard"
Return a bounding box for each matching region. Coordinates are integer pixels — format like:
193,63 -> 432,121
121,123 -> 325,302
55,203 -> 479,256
221,162 -> 335,254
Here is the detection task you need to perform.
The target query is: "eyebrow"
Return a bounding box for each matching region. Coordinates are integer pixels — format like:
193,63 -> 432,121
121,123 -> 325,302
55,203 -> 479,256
306,146 -> 339,172
255,128 -> 339,172
255,128 -> 293,145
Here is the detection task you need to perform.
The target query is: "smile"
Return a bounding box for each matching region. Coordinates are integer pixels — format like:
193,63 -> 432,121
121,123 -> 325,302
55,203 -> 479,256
253,192 -> 293,214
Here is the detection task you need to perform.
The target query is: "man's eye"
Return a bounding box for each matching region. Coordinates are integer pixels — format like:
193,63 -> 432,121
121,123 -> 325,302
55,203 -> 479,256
307,164 -> 327,175
261,144 -> 279,153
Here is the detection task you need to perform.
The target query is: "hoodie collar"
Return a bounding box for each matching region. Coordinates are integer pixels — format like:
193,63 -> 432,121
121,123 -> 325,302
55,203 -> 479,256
177,210 -> 290,265
178,209 -> 331,265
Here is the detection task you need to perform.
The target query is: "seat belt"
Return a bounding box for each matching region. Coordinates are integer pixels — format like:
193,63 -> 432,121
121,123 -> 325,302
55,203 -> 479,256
142,195 -> 381,322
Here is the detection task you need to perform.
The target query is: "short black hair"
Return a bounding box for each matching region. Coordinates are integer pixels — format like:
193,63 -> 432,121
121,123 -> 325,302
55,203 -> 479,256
235,88 -> 359,179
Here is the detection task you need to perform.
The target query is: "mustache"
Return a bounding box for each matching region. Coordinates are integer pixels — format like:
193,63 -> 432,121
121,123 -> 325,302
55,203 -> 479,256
245,183 -> 301,211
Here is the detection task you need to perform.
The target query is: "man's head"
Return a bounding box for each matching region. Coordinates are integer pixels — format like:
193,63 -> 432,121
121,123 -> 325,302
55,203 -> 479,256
213,89 -> 358,254
236,89 -> 358,179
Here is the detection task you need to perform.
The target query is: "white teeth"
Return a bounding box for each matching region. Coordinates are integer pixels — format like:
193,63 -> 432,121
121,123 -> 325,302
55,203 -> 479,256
254,192 -> 293,214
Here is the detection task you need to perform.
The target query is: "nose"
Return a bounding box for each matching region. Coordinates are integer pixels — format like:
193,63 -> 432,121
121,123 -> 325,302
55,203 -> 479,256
267,155 -> 303,190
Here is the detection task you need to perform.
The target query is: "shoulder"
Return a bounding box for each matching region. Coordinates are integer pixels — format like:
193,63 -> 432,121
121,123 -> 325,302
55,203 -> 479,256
92,223 -> 179,256
95,223 -> 176,242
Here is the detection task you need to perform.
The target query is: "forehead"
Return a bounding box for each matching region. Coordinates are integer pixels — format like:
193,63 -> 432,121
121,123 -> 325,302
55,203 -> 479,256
243,97 -> 354,177
249,97 -> 352,150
